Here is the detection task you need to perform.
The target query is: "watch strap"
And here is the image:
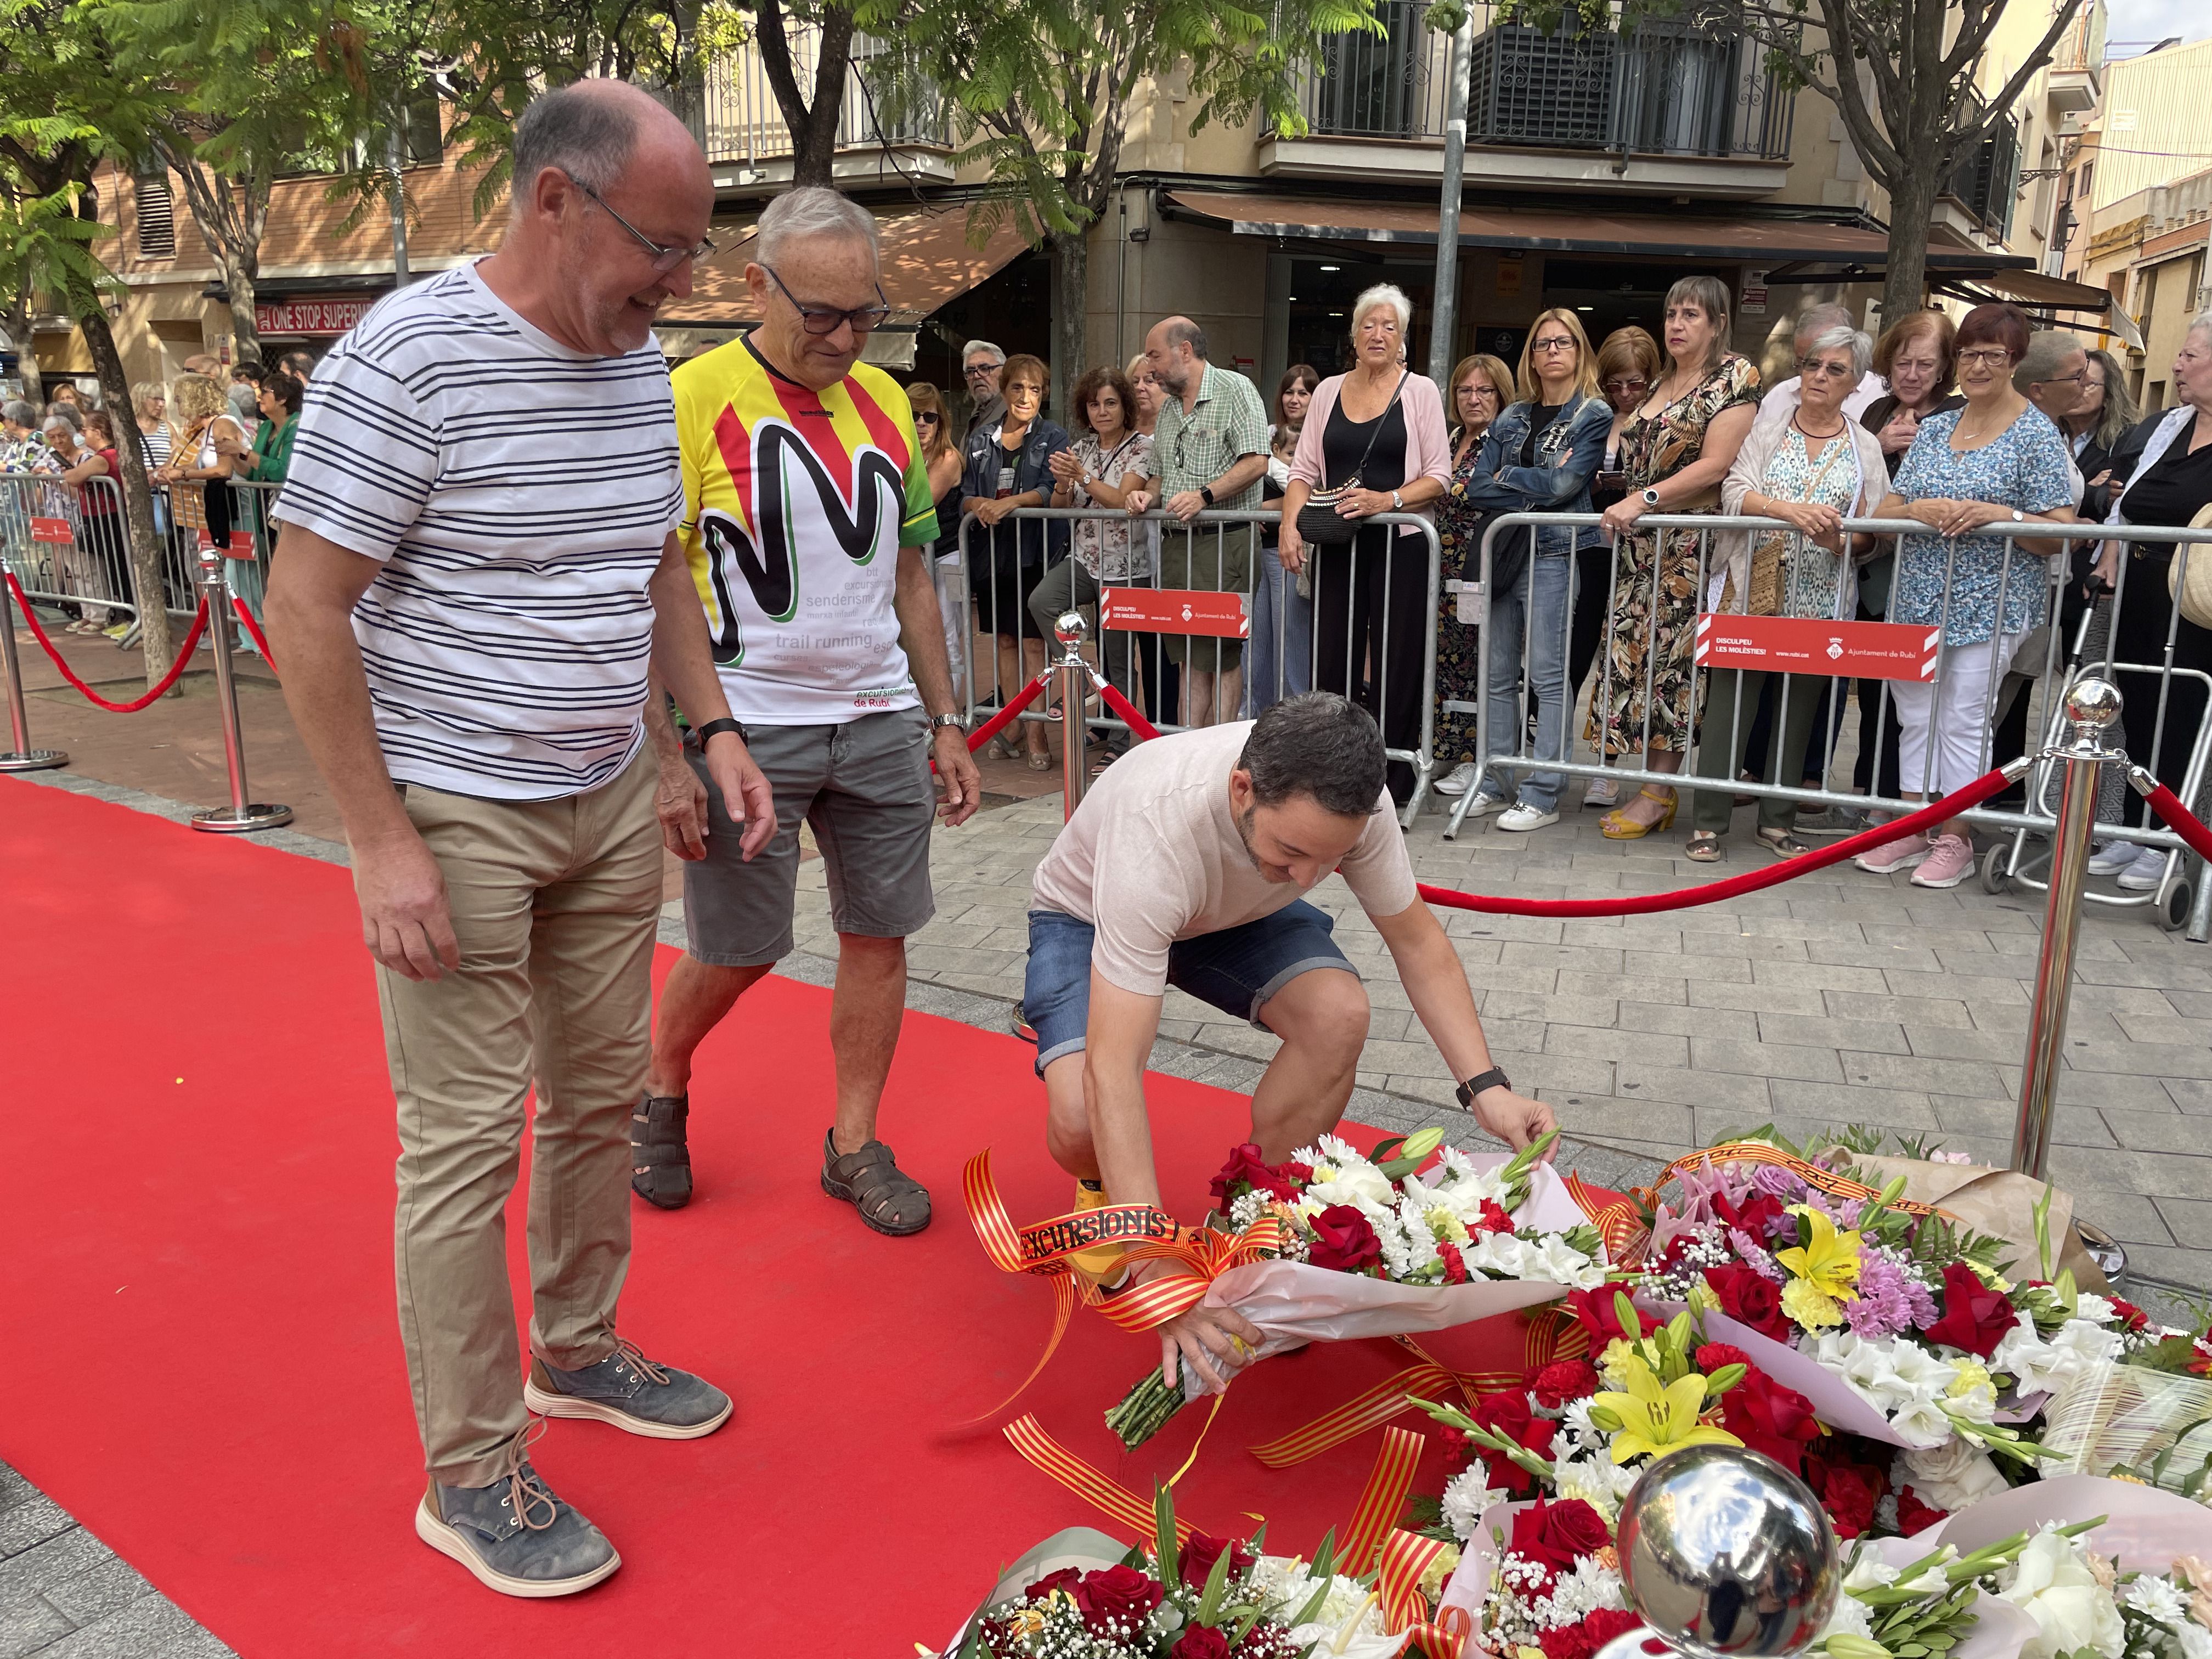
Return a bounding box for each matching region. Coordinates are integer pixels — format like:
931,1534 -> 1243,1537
693,717 -> 747,746
1454,1066 -> 1512,1110
1199,484 -> 1216,506
929,713 -> 966,732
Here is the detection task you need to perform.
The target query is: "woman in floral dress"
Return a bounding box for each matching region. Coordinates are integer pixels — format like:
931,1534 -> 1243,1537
1588,276 -> 1762,837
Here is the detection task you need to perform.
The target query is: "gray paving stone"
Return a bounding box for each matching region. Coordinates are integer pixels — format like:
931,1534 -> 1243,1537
1838,1051 -> 2009,1099
2098,1110 -> 2212,1155
1825,991 -> 1976,1028
2056,1070 -> 2189,1112
36,1557 -> 153,1628
1929,1096 -> 2118,1148
1480,990 -> 1620,1029
1544,1024 -> 1690,1066
2166,1080 -> 2212,1115
2066,1041 -> 2212,1080
1617,1061 -> 1776,1114
1691,1035 -> 1847,1082
1881,967 -> 2034,1006
1688,978 -> 1828,1016
1757,1013 -> 1911,1054
1905,1025 -> 2034,1063
1618,1000 -> 1760,1040
1765,1079 -> 1942,1130
1556,970 -> 1690,1006
29,1594 -> 232,1659
0,1596 -> 74,1659
0,1491 -> 72,1561
2154,1198 -> 2212,1251
1805,941 -> 1947,973
1750,958 -> 1895,995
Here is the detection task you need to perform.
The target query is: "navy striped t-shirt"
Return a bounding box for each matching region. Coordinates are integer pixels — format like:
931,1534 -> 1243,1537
274,261 -> 684,800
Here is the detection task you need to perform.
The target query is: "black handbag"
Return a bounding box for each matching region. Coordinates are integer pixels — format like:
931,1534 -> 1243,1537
1296,371 -> 1407,547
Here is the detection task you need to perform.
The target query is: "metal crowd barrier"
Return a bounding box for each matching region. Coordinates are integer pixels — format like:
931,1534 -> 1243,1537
1457,510 -> 2212,940
953,505 -> 1443,823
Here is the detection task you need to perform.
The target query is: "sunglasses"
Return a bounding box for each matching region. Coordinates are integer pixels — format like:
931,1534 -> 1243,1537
1796,358 -> 1855,380
916,411 -> 941,425
761,263 -> 890,336
1602,377 -> 1648,395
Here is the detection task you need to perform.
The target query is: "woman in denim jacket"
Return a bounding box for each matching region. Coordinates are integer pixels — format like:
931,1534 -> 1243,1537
1453,309 -> 1612,830
960,353 -> 1070,765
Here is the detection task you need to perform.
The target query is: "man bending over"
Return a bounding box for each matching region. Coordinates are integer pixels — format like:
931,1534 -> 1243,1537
1023,692 -> 1555,1392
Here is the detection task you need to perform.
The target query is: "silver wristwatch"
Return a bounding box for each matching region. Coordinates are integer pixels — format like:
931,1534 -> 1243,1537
1390,489 -> 1403,510
1641,487 -> 1662,507
929,713 -> 964,733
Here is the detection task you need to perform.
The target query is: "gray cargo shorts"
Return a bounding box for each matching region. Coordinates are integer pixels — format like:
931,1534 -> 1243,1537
682,707 -> 937,966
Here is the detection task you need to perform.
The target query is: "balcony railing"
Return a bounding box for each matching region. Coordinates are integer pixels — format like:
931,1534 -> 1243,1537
659,33 -> 947,168
1300,0 -> 1792,162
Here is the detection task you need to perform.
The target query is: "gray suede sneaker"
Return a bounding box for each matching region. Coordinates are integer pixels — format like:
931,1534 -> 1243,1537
522,1338 -> 733,1440
414,1432 -> 619,1598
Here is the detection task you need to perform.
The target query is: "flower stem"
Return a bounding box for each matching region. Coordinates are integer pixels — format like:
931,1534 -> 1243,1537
1106,1365 -> 1189,1449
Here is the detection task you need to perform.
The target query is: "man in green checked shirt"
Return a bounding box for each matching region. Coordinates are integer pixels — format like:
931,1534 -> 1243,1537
1125,317 -> 1269,730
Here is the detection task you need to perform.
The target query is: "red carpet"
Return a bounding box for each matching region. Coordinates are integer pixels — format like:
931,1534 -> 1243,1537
0,781 -> 1495,1654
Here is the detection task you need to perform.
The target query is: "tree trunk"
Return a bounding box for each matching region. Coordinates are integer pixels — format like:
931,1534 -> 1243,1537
74,295 -> 176,691
222,254 -> 261,365
754,0 -> 855,190
1049,229 -> 1088,430
1882,160 -> 1938,331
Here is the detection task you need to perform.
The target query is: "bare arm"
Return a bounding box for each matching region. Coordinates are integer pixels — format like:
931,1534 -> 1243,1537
1371,898 -> 1556,1153
262,522 -> 456,980
647,531 -> 774,861
893,541 -> 981,827
1598,402 -> 1756,538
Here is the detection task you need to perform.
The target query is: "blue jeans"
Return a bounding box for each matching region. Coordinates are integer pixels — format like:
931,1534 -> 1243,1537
1479,550 -> 1571,812
1246,543 -> 1312,715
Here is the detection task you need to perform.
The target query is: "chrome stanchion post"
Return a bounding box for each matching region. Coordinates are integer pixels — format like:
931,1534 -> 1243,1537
190,547 -> 293,833
1054,610 -> 1091,822
2012,675 -> 2125,1182
0,573 -> 67,772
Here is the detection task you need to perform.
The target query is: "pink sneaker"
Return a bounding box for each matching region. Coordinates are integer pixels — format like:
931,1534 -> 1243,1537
1852,828 -> 1931,874
1910,833 -> 1977,888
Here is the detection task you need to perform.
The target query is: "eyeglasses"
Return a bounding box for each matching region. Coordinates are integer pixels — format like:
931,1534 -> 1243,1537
2041,369 -> 2088,386
1957,348 -> 2015,369
1530,336 -> 1577,354
1601,377 -> 1648,396
1464,385 -> 1502,400
1796,357 -> 1855,380
916,412 -> 941,426
562,172 -> 715,274
964,361 -> 1002,380
761,264 -> 891,336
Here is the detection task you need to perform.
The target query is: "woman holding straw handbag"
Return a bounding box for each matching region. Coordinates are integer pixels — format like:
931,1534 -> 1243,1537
155,371 -> 251,646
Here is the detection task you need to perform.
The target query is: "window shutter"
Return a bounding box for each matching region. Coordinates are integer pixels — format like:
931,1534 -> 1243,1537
136,170 -> 177,259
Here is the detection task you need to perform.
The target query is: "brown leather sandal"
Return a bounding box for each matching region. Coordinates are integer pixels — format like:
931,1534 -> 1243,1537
820,1130 -> 932,1236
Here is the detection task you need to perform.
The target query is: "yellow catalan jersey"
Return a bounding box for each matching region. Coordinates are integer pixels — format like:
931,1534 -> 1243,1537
673,335 -> 938,724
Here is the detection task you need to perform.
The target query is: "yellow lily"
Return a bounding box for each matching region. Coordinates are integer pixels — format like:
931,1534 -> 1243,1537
1590,1352 -> 1742,1465
1774,1206 -> 1863,1308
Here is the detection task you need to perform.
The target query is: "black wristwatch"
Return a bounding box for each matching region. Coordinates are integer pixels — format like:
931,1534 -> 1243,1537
1199,484 -> 1216,507
1455,1066 -> 1512,1110
693,717 -> 747,746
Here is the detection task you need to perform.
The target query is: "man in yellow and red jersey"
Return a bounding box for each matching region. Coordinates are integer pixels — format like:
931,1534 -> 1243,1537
636,187 -> 981,1234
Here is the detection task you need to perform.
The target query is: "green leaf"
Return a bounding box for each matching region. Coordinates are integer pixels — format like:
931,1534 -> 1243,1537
1154,1482 -> 1179,1588
1197,1538 -> 1235,1625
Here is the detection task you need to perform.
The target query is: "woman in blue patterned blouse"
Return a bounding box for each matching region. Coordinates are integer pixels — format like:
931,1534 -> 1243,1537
1854,302 -> 2078,890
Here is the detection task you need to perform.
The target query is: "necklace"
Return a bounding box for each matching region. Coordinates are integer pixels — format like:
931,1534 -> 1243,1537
1791,410 -> 1846,443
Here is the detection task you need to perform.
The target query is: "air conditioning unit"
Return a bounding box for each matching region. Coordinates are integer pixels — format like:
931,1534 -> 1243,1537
2058,111 -> 2086,136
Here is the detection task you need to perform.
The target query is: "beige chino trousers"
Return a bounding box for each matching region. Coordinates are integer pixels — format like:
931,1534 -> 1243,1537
375,750 -> 662,1488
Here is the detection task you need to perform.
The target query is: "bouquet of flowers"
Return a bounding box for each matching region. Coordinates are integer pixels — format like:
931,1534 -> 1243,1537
1630,1130 -> 2149,1464
1106,1129 -> 1612,1448
928,1496 -> 1430,1659
1429,1492 -> 1644,1659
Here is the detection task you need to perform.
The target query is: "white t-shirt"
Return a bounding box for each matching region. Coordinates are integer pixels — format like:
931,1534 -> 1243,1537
274,261 -> 684,801
1030,721 -> 1421,997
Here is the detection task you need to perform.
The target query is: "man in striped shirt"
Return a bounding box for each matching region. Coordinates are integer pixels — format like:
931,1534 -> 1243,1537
266,80 -> 772,1599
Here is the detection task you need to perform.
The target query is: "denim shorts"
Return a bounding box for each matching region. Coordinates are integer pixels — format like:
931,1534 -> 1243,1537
1023,898 -> 1358,1075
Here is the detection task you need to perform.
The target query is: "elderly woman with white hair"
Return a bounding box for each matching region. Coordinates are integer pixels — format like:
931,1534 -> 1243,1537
2087,311 -> 2212,892
1688,322 -> 1888,861
1278,282 -> 1453,803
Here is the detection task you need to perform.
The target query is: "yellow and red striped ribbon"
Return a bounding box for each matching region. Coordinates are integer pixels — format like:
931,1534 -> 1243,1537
1002,1413 -> 1199,1548
1379,1527 -> 1475,1658
1340,1425 -> 1424,1578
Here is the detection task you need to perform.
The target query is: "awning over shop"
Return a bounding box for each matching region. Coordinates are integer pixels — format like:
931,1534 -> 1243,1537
661,204 -> 1031,330
1934,268 -> 2145,352
1160,189 -> 2032,273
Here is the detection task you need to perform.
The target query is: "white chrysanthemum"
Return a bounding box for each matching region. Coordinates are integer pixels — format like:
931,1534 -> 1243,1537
2126,1575 -> 2192,1627
1441,1468 -> 1503,1542
1522,1232 -> 1607,1289
2075,1294 -> 2118,1327
2043,1319 -> 2126,1391
1553,1455 -> 1639,1519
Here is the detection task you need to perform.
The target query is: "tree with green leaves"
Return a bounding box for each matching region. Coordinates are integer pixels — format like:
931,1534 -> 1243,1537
1509,0 -> 2086,325
0,0 -> 176,684
884,0 -> 1383,416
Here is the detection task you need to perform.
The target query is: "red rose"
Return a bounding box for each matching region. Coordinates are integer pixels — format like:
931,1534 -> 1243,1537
1210,1142 -> 1301,1206
1539,1623 -> 1597,1659
1567,1287 -> 1654,1345
1441,1426 -> 1475,1475
1894,1485 -> 1948,1537
1719,1365 -> 1821,1474
1695,1343 -> 1751,1375
1171,1628 -> 1232,1659
1307,1204 -> 1384,1274
1440,1240 -> 1470,1285
1025,1566 -> 1082,1599
1715,1189 -> 1787,1244
1807,1459 -> 1882,1541
1531,1360 -> 1601,1409
1470,1390 -> 1559,1495
2108,1297 -> 2151,1334
1924,1262 -> 2018,1359
1584,1609 -> 1644,1647
1474,1198 -> 1516,1235
1073,1564 -> 1165,1636
1703,1263 -> 1790,1342
1511,1498 -> 1611,1575
1179,1531 -> 1256,1593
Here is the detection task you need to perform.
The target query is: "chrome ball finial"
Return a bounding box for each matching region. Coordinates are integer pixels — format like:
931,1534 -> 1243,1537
2063,674 -> 2124,733
1612,1446 -> 1839,1659
1054,611 -> 1088,650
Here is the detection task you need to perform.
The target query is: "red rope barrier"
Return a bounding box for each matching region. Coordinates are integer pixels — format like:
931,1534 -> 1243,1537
233,600 -> 278,675
1417,766 -> 2019,918
2140,781 -> 2212,867
966,672 -> 1051,754
5,573 -> 211,713
1095,676 -> 1161,744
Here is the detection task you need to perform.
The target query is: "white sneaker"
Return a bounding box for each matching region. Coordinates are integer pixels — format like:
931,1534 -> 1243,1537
1464,792 -> 1512,820
1582,776 -> 1620,808
1434,761 -> 1480,798
1497,803 -> 1560,833
2086,840 -> 2138,876
2117,843 -> 2171,891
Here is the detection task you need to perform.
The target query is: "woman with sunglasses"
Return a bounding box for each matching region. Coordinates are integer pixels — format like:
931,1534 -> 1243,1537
907,382 -> 968,697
